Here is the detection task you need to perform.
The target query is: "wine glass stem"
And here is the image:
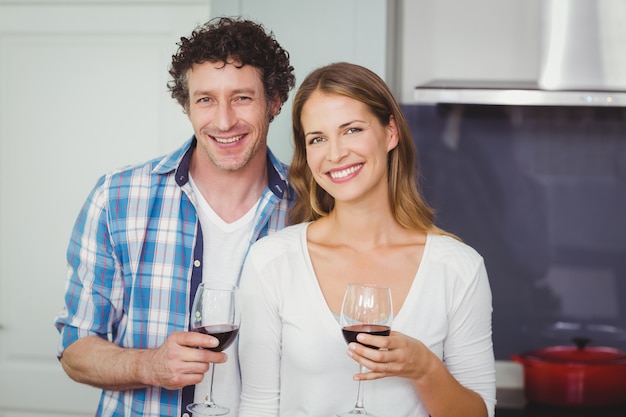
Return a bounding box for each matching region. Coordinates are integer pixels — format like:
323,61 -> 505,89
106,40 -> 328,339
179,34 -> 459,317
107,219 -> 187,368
204,363 -> 217,406
353,365 -> 367,411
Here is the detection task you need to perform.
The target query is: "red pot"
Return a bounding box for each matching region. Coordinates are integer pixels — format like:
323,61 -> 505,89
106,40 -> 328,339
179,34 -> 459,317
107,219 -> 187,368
511,339 -> 626,407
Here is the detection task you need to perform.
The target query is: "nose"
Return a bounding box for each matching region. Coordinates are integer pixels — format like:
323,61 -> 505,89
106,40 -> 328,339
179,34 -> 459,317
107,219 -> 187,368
214,102 -> 237,131
326,137 -> 348,162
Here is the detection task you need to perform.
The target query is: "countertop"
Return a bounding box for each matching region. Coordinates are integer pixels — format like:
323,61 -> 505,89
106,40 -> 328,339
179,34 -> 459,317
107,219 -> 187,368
496,389 -> 626,417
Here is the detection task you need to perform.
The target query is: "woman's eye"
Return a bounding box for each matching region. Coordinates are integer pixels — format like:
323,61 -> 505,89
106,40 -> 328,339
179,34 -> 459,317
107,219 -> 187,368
308,136 -> 325,145
346,127 -> 361,134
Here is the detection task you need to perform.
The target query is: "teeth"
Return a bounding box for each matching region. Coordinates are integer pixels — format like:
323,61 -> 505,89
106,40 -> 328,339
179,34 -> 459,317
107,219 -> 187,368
214,135 -> 243,144
329,164 -> 362,179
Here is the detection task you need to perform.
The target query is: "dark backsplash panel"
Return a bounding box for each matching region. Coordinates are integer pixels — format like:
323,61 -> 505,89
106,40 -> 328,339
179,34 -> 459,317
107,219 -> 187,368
402,104 -> 626,359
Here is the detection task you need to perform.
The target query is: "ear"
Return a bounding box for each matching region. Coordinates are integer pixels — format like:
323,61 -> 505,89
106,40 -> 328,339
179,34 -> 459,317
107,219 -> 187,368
386,115 -> 399,152
269,94 -> 282,118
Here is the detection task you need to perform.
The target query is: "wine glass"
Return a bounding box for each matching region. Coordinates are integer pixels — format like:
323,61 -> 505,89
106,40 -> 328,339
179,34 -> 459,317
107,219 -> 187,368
338,283 -> 393,417
187,281 -> 241,416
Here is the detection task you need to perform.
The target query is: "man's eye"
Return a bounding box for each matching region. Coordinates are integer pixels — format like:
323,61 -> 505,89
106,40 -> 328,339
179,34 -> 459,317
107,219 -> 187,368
235,96 -> 252,102
198,97 -> 211,103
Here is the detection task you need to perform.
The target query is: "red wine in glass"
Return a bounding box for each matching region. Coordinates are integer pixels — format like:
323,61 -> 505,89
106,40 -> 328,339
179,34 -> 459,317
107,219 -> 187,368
337,284 -> 393,417
342,324 -> 390,349
187,281 -> 240,416
192,324 -> 240,352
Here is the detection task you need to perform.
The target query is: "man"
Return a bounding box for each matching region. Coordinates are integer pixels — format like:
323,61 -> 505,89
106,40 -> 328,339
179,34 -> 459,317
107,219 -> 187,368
54,17 -> 295,417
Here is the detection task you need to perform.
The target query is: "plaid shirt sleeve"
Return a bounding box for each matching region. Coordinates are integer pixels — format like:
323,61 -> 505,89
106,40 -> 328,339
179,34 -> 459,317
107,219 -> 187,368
55,173 -> 124,353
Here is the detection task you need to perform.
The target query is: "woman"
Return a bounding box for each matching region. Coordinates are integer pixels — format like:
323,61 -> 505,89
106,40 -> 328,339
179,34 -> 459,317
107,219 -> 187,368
238,62 -> 496,417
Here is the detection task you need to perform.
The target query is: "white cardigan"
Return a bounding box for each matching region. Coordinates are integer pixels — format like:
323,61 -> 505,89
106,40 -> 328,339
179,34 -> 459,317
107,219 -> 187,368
238,223 -> 496,417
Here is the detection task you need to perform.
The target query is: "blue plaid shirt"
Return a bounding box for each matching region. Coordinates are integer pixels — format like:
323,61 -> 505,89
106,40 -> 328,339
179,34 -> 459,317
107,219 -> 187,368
54,137 -> 292,417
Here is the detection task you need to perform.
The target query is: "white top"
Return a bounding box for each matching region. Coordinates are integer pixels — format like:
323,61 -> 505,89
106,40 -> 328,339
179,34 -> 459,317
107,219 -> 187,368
189,174 -> 260,416
238,222 -> 496,417
189,173 -> 260,283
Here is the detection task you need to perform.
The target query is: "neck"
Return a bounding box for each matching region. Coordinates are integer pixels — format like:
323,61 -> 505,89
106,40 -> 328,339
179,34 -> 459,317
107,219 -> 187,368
189,149 -> 268,222
322,198 -> 400,248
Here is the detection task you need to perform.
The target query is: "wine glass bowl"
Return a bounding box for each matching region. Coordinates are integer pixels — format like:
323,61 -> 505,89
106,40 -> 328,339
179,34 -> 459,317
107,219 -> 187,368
187,281 -> 240,416
191,324 -> 239,352
342,324 -> 390,349
338,283 -> 393,417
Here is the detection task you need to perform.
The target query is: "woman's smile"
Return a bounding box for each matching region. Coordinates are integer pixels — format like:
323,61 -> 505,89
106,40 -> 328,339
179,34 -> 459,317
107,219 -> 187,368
327,163 -> 364,181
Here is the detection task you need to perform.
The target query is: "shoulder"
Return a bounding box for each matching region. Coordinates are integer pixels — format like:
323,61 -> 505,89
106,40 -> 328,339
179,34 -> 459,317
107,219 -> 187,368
427,234 -> 482,259
241,223 -> 309,286
425,234 -> 486,278
96,140 -> 192,195
80,141 -> 193,223
250,223 -> 308,258
245,223 -> 308,273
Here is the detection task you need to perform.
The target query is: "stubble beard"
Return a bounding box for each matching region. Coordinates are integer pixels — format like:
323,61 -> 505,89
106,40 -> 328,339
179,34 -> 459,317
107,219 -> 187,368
200,107 -> 273,172
200,129 -> 268,173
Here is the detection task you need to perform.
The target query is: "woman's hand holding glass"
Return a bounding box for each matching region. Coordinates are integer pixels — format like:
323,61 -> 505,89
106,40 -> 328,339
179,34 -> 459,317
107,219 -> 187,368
347,330 -> 439,384
338,283 -> 393,417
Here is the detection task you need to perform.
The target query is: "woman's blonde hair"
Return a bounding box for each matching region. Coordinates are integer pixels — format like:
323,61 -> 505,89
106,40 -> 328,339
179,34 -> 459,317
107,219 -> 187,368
289,62 -> 454,238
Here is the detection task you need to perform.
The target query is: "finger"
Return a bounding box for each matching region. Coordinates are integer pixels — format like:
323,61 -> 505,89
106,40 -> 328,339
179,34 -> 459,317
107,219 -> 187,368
198,350 -> 228,365
179,331 -> 220,350
177,358 -> 212,376
161,369 -> 209,390
348,342 -> 386,362
184,345 -> 228,365
347,344 -> 389,379
352,361 -> 388,381
356,333 -> 391,350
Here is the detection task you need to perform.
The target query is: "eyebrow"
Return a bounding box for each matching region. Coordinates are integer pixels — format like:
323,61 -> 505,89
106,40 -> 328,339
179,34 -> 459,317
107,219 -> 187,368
191,87 -> 258,98
304,128 -> 322,137
304,119 -> 366,137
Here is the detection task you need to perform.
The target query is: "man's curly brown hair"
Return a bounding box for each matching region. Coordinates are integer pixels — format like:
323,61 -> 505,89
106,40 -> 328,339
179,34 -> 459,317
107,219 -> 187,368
167,17 -> 295,117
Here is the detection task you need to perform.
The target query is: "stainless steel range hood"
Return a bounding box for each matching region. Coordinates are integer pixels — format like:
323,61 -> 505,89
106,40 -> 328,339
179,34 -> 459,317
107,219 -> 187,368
414,80 -> 626,107
414,0 -> 626,107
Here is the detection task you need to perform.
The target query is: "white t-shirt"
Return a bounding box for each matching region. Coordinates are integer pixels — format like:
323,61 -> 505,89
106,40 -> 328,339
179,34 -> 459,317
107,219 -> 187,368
189,174 -> 259,416
238,222 -> 496,417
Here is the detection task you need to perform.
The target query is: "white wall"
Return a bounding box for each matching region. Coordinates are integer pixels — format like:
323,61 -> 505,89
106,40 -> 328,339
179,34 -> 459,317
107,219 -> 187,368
0,3 -> 211,415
